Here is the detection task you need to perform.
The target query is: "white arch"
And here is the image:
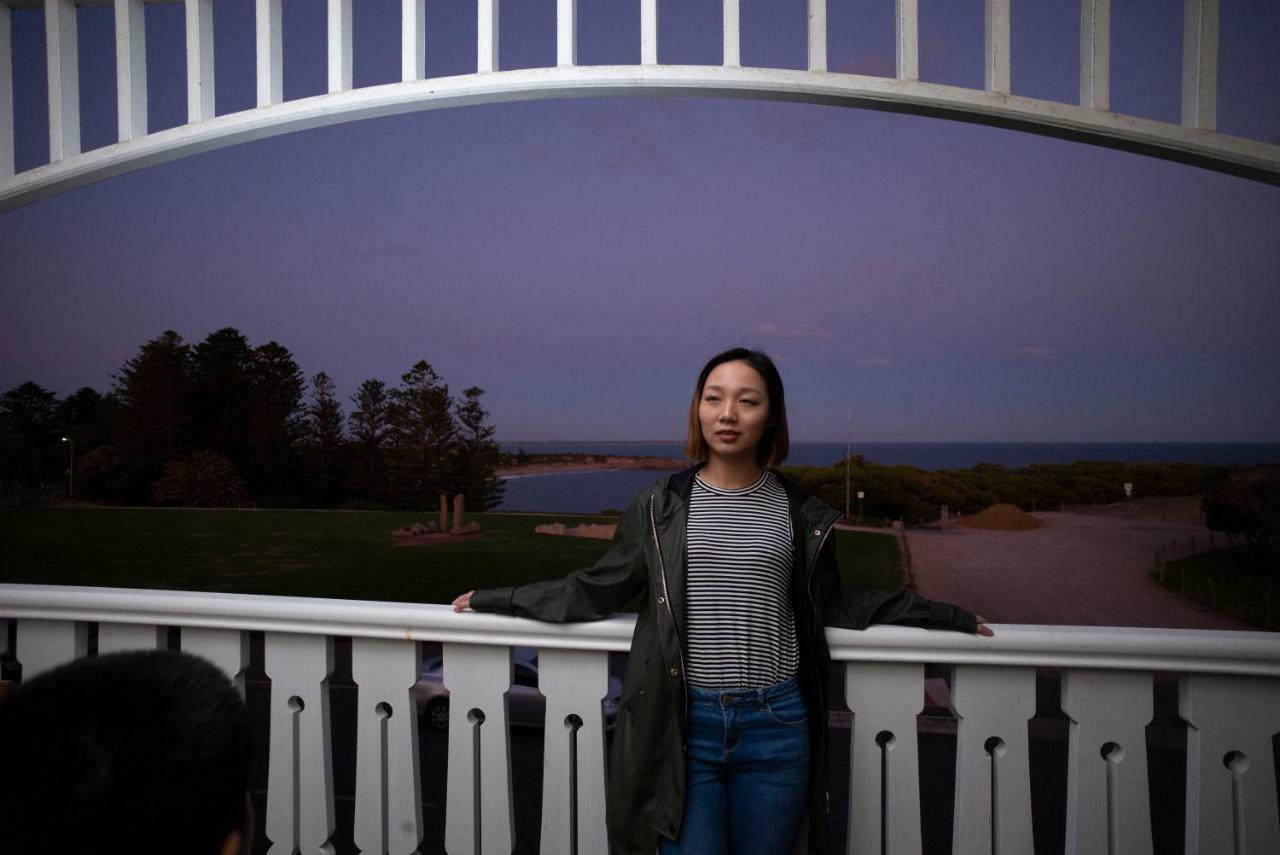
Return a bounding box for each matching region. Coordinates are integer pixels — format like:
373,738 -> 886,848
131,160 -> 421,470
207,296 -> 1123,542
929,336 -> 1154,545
1,0 -> 1277,212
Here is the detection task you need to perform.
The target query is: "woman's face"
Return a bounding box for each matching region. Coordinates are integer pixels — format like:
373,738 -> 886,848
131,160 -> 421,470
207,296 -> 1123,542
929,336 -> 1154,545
698,360 -> 770,463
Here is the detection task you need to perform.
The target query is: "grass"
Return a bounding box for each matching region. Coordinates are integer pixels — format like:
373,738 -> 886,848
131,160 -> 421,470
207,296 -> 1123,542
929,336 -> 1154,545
1157,543 -> 1279,629
0,508 -> 903,608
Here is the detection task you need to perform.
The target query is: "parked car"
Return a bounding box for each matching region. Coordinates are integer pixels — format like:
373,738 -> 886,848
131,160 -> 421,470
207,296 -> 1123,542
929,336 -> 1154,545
412,647 -> 622,732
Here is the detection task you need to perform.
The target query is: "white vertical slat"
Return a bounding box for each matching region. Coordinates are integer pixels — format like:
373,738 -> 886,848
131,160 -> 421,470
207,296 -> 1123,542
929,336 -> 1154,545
1181,0 -> 1219,130
1060,669 -> 1153,855
722,0 -> 739,66
1079,0 -> 1109,110
984,0 -> 1010,94
0,3 -> 12,177
845,662 -> 925,855
538,649 -> 610,855
1181,674 -> 1280,855
97,622 -> 165,654
256,0 -> 282,106
402,0 -> 425,80
895,0 -> 918,81
477,0 -> 498,73
44,0 -> 79,160
16,619 -> 86,680
182,627 -> 249,692
264,633 -> 336,855
951,666 -> 1035,855
327,0 -> 351,93
114,0 -> 146,141
185,0 -> 215,122
640,0 -> 656,65
807,0 -> 826,72
351,638 -> 423,855
555,0 -> 575,67
443,643 -> 513,855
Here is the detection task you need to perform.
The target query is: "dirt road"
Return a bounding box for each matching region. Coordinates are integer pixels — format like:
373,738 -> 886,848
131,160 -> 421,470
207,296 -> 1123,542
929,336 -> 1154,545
906,511 -> 1252,629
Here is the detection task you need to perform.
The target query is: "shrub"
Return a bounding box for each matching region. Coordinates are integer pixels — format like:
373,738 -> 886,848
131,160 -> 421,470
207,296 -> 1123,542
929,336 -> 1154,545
152,452 -> 248,507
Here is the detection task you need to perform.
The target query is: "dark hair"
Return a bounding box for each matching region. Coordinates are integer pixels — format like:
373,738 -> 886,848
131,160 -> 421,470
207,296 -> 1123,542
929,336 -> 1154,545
684,347 -> 789,468
0,649 -> 254,855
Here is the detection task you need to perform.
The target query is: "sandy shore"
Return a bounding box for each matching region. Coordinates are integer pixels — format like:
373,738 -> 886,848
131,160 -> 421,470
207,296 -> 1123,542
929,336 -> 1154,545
498,456 -> 687,478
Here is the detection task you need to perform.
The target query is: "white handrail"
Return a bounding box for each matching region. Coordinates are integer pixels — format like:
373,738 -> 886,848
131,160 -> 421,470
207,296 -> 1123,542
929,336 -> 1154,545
3,583 -> 1278,675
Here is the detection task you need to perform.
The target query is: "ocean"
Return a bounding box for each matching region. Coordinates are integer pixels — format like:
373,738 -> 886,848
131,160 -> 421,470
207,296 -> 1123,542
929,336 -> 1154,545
495,441 -> 1280,514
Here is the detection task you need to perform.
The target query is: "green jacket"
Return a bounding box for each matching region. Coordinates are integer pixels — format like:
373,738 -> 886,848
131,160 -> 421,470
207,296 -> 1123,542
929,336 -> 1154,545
470,464 -> 978,854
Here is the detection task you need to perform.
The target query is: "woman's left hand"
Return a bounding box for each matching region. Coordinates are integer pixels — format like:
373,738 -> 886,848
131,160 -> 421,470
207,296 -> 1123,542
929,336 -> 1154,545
975,615 -> 995,637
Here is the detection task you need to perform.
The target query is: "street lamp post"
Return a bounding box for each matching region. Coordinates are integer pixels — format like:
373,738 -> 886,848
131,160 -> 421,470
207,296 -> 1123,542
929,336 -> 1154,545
61,436 -> 74,499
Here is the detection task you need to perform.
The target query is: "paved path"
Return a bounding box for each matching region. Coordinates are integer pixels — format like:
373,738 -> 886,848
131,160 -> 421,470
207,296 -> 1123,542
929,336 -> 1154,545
906,512 -> 1252,629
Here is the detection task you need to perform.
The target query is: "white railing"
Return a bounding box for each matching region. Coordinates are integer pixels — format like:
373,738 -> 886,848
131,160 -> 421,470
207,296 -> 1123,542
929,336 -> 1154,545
2,582 -> 1280,854
1,0 -> 1278,212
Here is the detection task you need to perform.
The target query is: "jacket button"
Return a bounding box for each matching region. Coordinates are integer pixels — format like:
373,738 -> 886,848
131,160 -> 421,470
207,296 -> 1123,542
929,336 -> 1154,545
813,528 -> 821,536
657,596 -> 665,605
670,668 -> 679,677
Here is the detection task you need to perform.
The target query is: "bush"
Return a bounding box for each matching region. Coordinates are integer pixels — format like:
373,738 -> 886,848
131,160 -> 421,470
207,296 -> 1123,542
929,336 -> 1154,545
1202,466 -> 1280,546
152,452 -> 248,508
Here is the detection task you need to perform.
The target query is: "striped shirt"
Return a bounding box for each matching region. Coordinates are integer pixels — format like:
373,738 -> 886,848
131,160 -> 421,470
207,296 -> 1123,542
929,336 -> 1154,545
685,469 -> 799,690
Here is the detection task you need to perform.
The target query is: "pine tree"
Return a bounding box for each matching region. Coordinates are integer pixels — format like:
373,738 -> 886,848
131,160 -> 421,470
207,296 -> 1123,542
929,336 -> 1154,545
0,382 -> 61,488
111,331 -> 193,501
304,372 -> 346,506
349,379 -> 391,503
387,360 -> 457,508
189,328 -> 254,466
246,341 -> 306,504
453,386 -> 505,510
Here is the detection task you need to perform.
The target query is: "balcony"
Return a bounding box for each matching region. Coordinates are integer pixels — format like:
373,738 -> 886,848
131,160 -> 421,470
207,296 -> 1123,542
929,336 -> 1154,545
2,582 -> 1278,854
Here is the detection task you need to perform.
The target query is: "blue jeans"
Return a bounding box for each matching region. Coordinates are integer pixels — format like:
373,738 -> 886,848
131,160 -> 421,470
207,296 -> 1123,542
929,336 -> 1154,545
659,677 -> 810,855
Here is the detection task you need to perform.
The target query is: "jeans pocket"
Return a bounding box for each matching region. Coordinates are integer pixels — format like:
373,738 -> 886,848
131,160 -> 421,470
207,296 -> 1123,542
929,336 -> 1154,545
765,694 -> 808,727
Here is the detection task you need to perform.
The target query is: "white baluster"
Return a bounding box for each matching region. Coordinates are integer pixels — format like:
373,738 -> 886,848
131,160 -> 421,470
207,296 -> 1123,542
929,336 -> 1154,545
351,638 -> 423,855
44,0 -> 79,160
538,648 -> 610,855
807,0 -> 826,72
183,627 -> 249,692
1181,0 -> 1219,130
477,0 -> 498,73
2,3 -> 15,177
185,0 -> 215,122
845,662 -> 924,855
256,0 -> 283,106
1061,669 -> 1153,855
984,0 -> 1011,93
327,0 -> 352,93
556,0 -> 576,68
1181,674 -> 1280,855
895,0 -> 918,81
951,665 -> 1035,855
722,0 -> 739,67
640,0 -> 656,66
1079,0 -> 1110,111
264,633 -> 336,855
402,0 -> 426,80
97,622 -> 164,654
114,0 -> 147,140
443,643 -> 513,855
16,619 -> 86,680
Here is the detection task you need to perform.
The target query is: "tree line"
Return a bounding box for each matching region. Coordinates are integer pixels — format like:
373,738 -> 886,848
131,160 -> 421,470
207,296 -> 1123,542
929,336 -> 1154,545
0,328 -> 504,510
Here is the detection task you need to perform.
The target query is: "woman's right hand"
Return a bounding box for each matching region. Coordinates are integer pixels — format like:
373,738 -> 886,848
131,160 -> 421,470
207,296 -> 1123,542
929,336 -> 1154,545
452,591 -> 474,613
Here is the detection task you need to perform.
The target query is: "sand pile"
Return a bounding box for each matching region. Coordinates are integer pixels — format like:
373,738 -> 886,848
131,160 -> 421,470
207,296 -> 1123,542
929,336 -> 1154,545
957,503 -> 1041,531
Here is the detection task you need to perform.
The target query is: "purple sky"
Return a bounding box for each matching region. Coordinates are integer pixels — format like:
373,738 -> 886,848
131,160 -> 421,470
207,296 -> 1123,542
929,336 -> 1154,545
2,0 -> 1278,442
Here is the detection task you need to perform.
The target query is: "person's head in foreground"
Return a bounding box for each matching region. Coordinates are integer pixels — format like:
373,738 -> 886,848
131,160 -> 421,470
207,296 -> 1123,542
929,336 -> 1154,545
0,649 -> 254,855
685,346 -> 789,469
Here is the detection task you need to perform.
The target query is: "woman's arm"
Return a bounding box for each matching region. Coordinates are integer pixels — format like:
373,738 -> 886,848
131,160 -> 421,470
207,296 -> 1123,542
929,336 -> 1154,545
454,492 -> 650,623
817,532 -> 993,635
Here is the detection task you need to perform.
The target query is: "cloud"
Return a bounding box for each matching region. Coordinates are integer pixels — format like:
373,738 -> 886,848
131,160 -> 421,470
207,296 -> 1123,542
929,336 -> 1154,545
753,322 -> 833,341
835,54 -> 895,78
1001,346 -> 1056,363
855,356 -> 894,367
361,241 -> 424,263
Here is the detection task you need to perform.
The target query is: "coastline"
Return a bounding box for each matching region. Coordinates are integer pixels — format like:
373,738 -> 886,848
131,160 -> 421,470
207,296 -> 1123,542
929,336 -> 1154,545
497,456 -> 687,479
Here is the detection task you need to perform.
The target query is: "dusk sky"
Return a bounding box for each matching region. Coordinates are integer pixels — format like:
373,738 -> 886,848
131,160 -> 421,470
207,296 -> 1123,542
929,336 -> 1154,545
2,0 -> 1278,443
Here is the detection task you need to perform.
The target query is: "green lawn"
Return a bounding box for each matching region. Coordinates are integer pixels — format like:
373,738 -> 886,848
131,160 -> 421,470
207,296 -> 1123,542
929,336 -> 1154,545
0,508 -> 902,608
1157,544 -> 1279,630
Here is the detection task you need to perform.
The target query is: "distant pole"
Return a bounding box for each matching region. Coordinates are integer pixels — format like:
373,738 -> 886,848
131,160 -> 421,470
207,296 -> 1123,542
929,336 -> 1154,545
60,436 -> 74,499
844,409 -> 851,520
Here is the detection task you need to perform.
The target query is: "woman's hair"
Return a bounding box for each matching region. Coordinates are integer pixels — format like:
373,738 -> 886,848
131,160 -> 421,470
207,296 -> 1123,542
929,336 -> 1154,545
684,347 -> 789,468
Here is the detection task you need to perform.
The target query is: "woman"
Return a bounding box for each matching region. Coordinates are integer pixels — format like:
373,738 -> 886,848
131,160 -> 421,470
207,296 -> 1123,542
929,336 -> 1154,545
453,348 -> 991,854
